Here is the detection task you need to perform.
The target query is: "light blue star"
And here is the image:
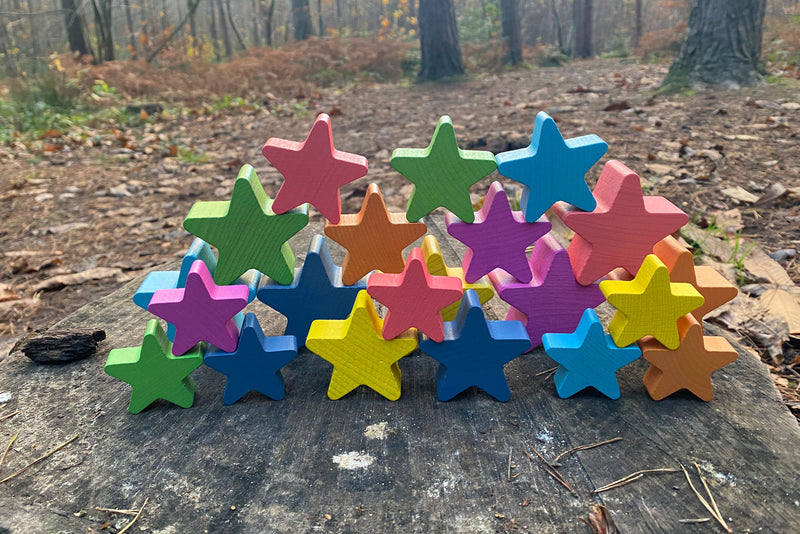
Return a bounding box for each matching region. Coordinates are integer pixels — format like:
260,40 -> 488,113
419,290 -> 530,402
496,111 -> 607,222
204,313 -> 298,404
542,309 -> 641,399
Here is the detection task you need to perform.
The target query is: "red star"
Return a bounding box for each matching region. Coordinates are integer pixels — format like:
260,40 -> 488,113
367,248 -> 463,342
551,160 -> 688,285
262,113 -> 368,224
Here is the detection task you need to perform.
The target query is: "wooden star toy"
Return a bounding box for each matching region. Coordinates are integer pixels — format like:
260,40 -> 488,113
421,235 -> 494,321
496,111 -> 607,222
104,319 -> 204,414
148,260 -> 249,355
133,238 -> 260,342
306,291 -> 418,401
639,314 -> 738,401
257,234 -> 366,347
446,181 -> 551,283
542,309 -> 641,399
183,164 -> 309,285
324,183 -> 427,285
367,247 -> 463,342
599,254 -> 704,350
653,235 -> 738,321
419,290 -> 530,402
204,313 -> 298,404
550,160 -> 689,285
391,115 -> 497,223
489,233 -> 606,351
262,113 -> 369,224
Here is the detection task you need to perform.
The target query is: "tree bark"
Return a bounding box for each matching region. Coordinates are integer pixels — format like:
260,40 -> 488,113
418,0 -> 464,79
631,0 -> 642,49
264,0 -> 275,46
662,0 -> 766,90
62,0 -> 90,57
91,0 -> 114,62
500,0 -> 522,65
209,0 -> 220,59
217,0 -> 233,57
572,0 -> 592,58
549,0 -> 565,54
251,0 -> 261,46
293,0 -> 312,41
226,0 -> 247,50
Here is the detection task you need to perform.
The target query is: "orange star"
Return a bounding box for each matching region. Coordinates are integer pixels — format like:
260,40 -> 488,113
324,183 -> 427,285
639,314 -> 738,401
653,236 -> 738,321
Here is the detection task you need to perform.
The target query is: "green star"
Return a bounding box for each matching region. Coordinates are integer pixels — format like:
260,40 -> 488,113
183,164 -> 308,285
391,116 -> 497,223
104,320 -> 204,414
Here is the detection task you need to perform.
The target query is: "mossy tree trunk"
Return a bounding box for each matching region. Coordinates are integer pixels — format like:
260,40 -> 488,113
662,0 -> 766,91
418,0 -> 464,79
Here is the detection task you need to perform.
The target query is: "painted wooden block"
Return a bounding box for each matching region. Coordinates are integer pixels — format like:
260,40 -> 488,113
445,181 -> 551,283
204,313 -> 298,404
542,309 -> 641,399
421,235 -> 494,321
550,160 -> 689,285
640,313 -> 738,401
262,113 -> 369,224
257,234 -> 366,347
489,233 -> 606,351
653,235 -> 738,321
133,238 -> 261,342
367,248 -> 463,342
390,115 -> 497,223
148,260 -> 249,356
104,319 -> 204,414
496,111 -> 607,222
324,183 -> 427,285
419,290 -> 530,402
306,290 -> 418,401
599,254 -> 704,350
183,164 -> 309,285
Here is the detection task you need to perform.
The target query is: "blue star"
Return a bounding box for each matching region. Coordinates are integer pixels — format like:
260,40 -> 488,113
204,313 -> 297,404
257,234 -> 366,347
542,309 -> 641,399
496,111 -> 607,222
419,290 -> 530,402
133,238 -> 260,341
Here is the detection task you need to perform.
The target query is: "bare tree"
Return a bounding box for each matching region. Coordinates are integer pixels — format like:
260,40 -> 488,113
91,0 -> 114,62
631,0 -> 642,49
293,0 -> 312,41
418,0 -> 464,79
501,0 -> 522,65
62,0 -> 89,57
217,0 -> 233,57
573,0 -> 592,58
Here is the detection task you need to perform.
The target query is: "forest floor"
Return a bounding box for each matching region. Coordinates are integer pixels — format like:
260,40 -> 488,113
1,56 -> 799,416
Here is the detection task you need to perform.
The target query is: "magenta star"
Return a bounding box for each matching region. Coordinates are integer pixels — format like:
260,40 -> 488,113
489,234 -> 606,351
446,181 -> 551,283
148,260 -> 249,355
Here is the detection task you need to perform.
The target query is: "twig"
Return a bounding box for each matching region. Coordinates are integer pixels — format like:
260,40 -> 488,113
553,437 -> 623,464
594,468 -> 681,493
679,518 -> 711,524
535,366 -> 558,377
507,447 -> 512,482
0,434 -> 78,484
0,410 -> 20,421
0,434 -> 17,472
529,445 -> 554,467
523,448 -> 575,493
695,462 -> 724,524
681,464 -> 732,533
94,506 -> 140,516
117,498 -> 148,534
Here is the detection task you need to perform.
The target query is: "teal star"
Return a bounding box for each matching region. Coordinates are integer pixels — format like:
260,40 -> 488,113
183,164 -> 308,285
391,116 -> 497,223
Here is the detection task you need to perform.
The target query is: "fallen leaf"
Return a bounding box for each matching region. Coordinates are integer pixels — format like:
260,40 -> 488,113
645,163 -> 673,175
761,288 -> 800,334
579,504 -> 618,534
709,208 -> 742,236
742,248 -> 794,286
30,267 -> 128,293
753,183 -> 787,207
721,186 -> 759,204
603,101 -> 631,112
0,284 -> 21,303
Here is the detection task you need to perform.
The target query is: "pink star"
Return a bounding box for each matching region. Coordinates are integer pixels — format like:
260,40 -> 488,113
262,113 -> 368,224
148,260 -> 249,355
367,248 -> 463,342
446,181 -> 551,283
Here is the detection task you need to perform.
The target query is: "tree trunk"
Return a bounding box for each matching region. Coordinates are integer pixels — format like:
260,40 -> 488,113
549,0 -> 565,54
62,0 -> 90,57
631,0 -> 642,49
662,0 -> 766,90
251,0 -> 261,46
226,0 -> 247,50
317,0 -> 323,36
209,0 -> 220,59
92,0 -> 114,62
189,0 -> 198,40
124,0 -> 139,58
418,0 -> 464,79
500,0 -> 522,65
572,0 -> 592,58
293,0 -> 312,41
264,0 -> 275,46
217,0 -> 233,57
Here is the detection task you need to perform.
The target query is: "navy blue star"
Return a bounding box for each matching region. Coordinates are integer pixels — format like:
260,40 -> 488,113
419,290 -> 530,402
204,313 -> 297,404
257,234 -> 366,347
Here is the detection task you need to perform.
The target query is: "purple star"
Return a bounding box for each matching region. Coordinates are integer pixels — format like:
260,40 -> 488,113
489,233 -> 606,351
148,260 -> 249,355
446,181 -> 551,284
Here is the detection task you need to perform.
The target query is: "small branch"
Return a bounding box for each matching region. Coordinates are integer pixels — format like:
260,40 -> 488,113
146,0 -> 203,63
507,447 -> 513,482
679,518 -> 712,524
94,506 -> 140,516
0,434 -> 78,485
594,468 -> 681,493
523,448 -> 574,493
553,437 -> 623,464
117,498 -> 148,534
535,366 -> 558,377
0,434 -> 17,472
0,410 -> 20,421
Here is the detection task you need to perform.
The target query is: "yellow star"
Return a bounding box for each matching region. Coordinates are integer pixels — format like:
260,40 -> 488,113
306,291 -> 418,400
599,255 -> 704,349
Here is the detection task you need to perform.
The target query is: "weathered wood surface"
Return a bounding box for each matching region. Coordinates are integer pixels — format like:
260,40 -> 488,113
1,218 -> 799,533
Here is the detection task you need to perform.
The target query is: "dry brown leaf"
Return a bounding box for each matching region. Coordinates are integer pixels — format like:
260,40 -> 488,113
761,288 -> 800,334
709,208 -> 743,236
742,248 -> 794,286
579,504 -> 618,534
0,284 -> 21,303
753,183 -> 787,207
30,267 -> 128,293
721,186 -> 759,204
